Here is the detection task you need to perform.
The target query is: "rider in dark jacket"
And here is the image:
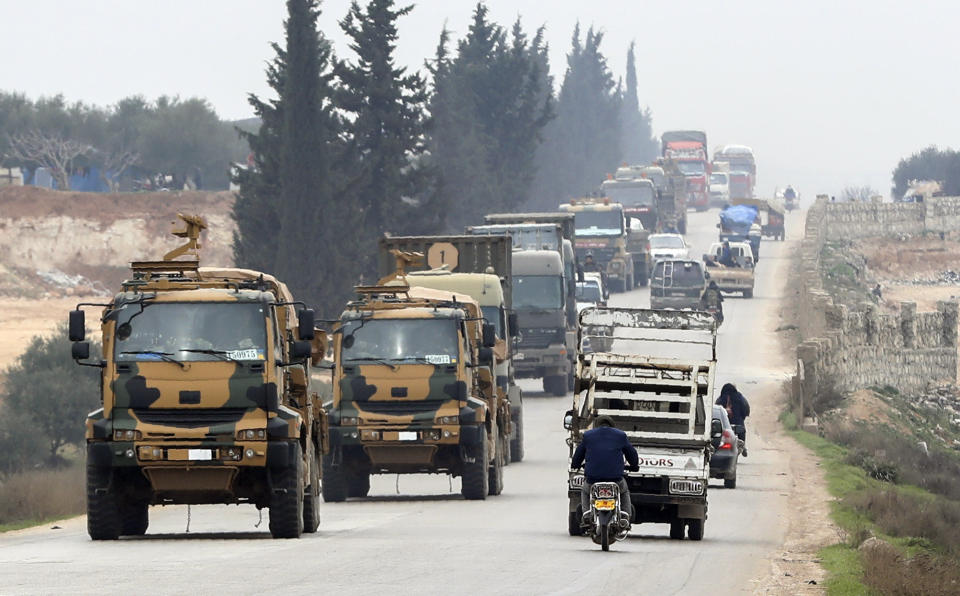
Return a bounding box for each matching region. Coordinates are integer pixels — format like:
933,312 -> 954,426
716,383 -> 750,455
571,416 -> 639,524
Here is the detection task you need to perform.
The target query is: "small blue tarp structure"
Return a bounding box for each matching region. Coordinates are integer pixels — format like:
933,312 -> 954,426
719,205 -> 758,235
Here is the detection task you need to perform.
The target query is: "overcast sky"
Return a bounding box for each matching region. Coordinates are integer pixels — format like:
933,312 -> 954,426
3,0 -> 957,199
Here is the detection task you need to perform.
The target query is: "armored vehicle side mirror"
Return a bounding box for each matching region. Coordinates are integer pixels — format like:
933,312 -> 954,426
291,340 -> 312,360
478,347 -> 494,365
507,313 -> 519,337
69,309 -> 85,341
482,323 -> 496,348
563,409 -> 576,430
72,341 -> 90,361
298,309 -> 316,340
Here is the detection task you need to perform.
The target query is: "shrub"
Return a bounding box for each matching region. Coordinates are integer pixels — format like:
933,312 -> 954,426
1,324 -> 101,467
847,489 -> 960,554
861,542 -> 960,596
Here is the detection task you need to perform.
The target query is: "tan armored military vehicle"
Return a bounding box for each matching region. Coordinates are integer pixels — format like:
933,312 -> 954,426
322,252 -> 506,500
69,214 -> 324,540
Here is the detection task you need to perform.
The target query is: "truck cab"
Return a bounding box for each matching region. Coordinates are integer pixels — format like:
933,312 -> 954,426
560,198 -> 635,292
709,171 -> 730,207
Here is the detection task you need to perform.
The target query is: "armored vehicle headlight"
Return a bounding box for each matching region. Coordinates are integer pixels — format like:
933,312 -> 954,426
245,449 -> 255,459
257,429 -> 265,439
341,416 -> 359,426
113,429 -> 141,441
245,429 -> 255,440
438,415 -> 458,425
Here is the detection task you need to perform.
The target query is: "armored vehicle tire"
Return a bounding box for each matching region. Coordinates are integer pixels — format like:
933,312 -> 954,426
488,434 -> 505,496
568,505 -> 585,536
669,520 -> 685,540
724,470 -> 737,489
303,447 -> 321,533
510,408 -> 524,463
321,453 -> 348,502
86,462 -> 121,541
638,269 -> 649,287
567,368 -> 575,392
687,518 -> 705,541
347,472 -> 371,498
743,289 -> 753,299
120,501 -> 149,536
461,433 -> 489,500
269,442 -> 304,539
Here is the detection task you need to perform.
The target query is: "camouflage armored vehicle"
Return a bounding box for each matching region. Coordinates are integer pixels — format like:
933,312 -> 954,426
69,214 -> 324,540
378,235 -> 522,461
322,252 -> 506,500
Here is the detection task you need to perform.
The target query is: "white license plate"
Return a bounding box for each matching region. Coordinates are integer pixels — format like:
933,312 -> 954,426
514,353 -> 525,360
188,449 -> 213,461
398,431 -> 418,441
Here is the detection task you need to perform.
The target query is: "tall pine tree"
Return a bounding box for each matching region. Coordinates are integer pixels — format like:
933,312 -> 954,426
335,0 -> 429,244
233,0 -> 357,315
528,25 -> 621,209
620,41 -> 658,165
427,3 -> 552,230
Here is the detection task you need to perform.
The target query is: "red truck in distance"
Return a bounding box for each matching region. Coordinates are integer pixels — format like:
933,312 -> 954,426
661,131 -> 710,212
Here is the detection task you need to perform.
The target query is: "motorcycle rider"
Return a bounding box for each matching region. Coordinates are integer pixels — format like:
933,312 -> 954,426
716,383 -> 750,456
571,415 -> 639,528
700,280 -> 724,324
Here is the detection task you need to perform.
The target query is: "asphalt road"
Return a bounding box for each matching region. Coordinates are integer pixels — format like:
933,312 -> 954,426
0,209 -> 803,595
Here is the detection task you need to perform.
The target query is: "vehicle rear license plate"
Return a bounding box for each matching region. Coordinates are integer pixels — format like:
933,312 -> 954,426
669,479 -> 703,495
188,449 -> 213,461
593,499 -> 616,510
398,431 -> 418,441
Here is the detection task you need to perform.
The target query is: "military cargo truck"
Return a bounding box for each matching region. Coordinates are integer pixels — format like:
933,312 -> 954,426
69,214 -> 323,540
377,235 -> 522,461
322,255 -> 505,500
566,307 -> 715,540
560,197 -> 635,292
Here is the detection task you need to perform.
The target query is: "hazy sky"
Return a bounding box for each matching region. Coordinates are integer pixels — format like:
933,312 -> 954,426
3,0 -> 957,199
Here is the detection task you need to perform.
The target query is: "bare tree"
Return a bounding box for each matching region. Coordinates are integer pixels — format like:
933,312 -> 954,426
5,130 -> 92,191
96,147 -> 140,191
841,185 -> 879,202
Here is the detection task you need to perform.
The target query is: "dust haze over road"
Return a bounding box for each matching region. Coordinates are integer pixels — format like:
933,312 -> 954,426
0,210 -> 815,594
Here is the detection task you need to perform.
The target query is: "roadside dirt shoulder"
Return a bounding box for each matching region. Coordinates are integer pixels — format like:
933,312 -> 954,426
752,216 -> 835,594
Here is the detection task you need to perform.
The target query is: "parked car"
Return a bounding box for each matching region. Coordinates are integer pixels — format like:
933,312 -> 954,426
710,405 -> 739,488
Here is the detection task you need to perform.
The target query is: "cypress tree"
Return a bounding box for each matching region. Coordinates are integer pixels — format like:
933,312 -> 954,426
620,41 -> 658,165
335,0 -> 429,244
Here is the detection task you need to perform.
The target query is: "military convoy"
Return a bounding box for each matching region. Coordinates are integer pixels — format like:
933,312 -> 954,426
560,197 -> 636,292
70,215 -> 324,540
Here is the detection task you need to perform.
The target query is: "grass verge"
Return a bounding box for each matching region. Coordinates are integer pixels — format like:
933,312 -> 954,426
787,427 -> 960,595
0,465 -> 84,531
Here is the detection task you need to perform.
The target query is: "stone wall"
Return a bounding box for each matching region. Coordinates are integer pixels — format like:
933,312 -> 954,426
794,197 -> 960,414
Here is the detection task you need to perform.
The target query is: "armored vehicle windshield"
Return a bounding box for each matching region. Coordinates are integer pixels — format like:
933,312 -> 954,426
572,209 -> 623,234
113,302 -> 268,362
340,318 -> 459,364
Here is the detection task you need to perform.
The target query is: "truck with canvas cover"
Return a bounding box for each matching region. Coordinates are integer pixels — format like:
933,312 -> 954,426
713,145 -> 756,199
69,214 -> 325,540
719,204 -> 760,257
732,197 -> 784,241
324,253 -> 506,500
662,130 -> 710,212
375,235 -> 521,461
600,176 -> 653,286
565,307 -> 716,540
560,197 -> 635,292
